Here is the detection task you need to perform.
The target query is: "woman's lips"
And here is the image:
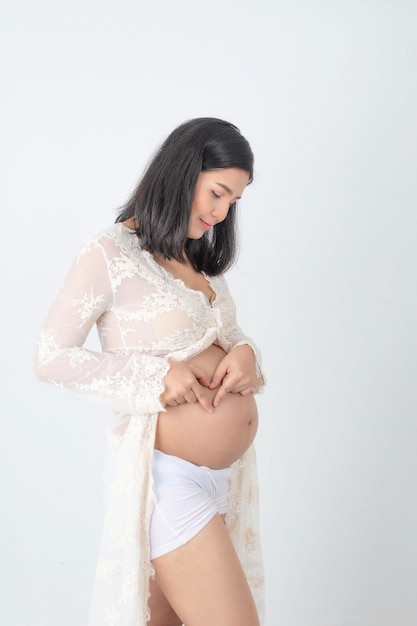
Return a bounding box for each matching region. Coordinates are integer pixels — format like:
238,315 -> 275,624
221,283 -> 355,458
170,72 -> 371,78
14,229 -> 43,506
199,218 -> 213,230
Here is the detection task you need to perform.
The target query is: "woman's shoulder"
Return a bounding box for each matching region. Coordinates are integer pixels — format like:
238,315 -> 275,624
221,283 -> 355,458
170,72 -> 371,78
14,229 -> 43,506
77,223 -> 142,260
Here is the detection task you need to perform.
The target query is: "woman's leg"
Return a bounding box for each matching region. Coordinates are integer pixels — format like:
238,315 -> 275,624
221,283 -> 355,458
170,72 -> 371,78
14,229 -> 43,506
151,514 -> 260,626
147,577 -> 182,626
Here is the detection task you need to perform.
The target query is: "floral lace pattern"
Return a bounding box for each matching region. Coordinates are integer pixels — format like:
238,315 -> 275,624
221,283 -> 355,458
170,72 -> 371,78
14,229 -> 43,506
35,224 -> 265,625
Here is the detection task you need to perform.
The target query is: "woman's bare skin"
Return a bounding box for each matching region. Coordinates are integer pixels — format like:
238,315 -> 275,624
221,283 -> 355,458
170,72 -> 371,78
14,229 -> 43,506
155,344 -> 258,469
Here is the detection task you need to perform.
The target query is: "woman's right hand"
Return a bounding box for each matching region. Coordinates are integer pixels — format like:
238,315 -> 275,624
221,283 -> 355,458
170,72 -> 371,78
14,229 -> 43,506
160,359 -> 214,413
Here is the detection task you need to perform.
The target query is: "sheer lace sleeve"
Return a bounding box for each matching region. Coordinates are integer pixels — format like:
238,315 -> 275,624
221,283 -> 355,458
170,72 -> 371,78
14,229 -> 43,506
218,275 -> 266,391
34,240 -> 169,413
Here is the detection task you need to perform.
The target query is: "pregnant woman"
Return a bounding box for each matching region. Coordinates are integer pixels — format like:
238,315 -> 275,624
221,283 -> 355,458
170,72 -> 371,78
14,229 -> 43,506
35,118 -> 266,626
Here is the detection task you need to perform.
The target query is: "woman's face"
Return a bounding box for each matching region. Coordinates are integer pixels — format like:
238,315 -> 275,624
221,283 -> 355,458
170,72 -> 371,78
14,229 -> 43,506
187,168 -> 250,239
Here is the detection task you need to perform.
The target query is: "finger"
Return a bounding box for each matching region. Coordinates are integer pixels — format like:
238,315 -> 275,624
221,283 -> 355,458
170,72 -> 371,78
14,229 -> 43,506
164,398 -> 178,407
208,376 -> 221,390
183,390 -> 198,404
191,384 -> 214,413
240,387 -> 255,396
160,392 -> 170,406
190,366 -> 211,388
208,363 -> 227,389
216,369 -> 244,394
228,380 -> 251,394
195,374 -> 211,388
213,384 -> 230,408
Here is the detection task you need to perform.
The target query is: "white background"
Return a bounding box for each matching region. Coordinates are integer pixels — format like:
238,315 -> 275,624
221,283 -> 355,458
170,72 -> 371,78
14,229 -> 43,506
1,1 -> 417,624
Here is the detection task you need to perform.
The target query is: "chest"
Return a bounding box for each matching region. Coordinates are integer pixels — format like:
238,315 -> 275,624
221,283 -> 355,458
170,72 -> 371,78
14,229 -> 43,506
100,253 -> 229,350
152,255 -> 216,304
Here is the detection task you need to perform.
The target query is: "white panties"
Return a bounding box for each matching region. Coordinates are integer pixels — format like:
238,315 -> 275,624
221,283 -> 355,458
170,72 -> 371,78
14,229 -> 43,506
150,450 -> 232,560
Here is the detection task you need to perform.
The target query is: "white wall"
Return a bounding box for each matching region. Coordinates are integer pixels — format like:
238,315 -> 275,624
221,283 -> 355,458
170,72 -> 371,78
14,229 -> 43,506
1,1 -> 416,624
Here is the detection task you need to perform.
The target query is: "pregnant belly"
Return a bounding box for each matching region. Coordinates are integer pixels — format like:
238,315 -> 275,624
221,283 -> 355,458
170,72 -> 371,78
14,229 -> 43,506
154,345 -> 258,469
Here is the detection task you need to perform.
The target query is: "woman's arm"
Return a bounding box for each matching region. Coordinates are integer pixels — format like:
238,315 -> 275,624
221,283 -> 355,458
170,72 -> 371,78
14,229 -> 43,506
34,240 -> 170,414
209,275 -> 266,406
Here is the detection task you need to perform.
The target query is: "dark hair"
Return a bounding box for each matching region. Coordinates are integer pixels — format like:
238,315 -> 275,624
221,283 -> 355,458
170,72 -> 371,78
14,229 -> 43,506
116,117 -> 254,275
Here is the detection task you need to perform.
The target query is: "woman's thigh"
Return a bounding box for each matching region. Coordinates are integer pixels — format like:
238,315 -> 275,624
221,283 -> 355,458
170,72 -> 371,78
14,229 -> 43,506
151,514 -> 260,626
147,577 -> 182,626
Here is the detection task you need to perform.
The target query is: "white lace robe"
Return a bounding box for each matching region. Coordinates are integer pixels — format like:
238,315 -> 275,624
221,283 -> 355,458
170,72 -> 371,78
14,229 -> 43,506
35,223 -> 265,625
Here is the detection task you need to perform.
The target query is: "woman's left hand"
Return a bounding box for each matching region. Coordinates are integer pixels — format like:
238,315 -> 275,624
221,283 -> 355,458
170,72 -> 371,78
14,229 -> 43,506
209,344 -> 258,407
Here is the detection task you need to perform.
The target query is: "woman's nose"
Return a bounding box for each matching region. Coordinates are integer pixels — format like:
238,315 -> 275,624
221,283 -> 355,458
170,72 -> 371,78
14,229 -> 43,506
211,200 -> 230,222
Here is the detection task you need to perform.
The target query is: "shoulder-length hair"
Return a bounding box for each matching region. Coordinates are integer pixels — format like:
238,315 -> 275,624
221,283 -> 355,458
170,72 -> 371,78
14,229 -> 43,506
116,117 -> 254,275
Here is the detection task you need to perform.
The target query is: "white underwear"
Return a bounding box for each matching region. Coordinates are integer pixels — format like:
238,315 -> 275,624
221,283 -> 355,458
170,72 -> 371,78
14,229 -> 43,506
150,450 -> 233,560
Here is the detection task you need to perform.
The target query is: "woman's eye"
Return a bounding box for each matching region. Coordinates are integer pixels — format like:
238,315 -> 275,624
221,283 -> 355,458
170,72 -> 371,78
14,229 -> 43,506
212,191 -> 221,199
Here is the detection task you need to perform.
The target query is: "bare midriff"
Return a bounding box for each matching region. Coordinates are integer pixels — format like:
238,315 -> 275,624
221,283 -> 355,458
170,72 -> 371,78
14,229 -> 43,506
154,344 -> 258,469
